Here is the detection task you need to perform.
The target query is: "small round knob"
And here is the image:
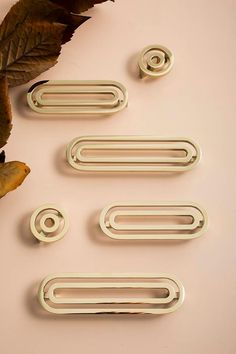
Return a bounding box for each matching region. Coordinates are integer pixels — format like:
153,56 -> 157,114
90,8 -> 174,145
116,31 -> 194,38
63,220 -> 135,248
30,204 -> 69,243
138,45 -> 174,79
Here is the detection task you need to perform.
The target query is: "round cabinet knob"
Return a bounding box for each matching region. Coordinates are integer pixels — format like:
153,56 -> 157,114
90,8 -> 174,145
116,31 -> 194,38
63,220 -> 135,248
30,204 -> 69,243
138,45 -> 174,79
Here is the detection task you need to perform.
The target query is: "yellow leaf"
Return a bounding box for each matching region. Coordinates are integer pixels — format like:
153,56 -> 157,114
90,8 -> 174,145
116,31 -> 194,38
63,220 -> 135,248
0,161 -> 30,198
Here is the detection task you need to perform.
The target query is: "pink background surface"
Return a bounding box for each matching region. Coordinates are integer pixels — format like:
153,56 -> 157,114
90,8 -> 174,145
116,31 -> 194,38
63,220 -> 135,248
1,0 -> 236,353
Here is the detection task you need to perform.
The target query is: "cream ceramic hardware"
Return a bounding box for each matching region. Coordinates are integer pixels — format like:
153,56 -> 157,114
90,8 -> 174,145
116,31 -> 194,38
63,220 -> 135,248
27,80 -> 128,115
100,202 -> 208,240
30,204 -> 69,243
66,136 -> 201,172
138,45 -> 174,79
38,273 -> 184,315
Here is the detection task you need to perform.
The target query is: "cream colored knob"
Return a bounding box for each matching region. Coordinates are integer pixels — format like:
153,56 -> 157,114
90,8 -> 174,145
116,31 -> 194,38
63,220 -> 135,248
138,45 -> 174,79
30,204 -> 69,243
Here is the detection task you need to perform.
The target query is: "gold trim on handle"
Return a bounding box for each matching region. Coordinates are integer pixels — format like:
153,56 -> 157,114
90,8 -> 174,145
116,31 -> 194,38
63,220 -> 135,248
27,80 -> 128,115
38,273 -> 185,315
66,136 -> 201,172
100,202 -> 208,240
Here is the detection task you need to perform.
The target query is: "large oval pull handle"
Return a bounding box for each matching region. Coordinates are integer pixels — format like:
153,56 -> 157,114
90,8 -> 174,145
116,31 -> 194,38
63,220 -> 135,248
38,274 -> 185,315
66,136 -> 201,172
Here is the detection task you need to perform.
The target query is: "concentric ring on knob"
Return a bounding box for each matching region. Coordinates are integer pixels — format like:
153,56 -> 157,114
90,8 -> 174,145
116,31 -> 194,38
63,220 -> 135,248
30,204 -> 69,243
138,45 -> 174,78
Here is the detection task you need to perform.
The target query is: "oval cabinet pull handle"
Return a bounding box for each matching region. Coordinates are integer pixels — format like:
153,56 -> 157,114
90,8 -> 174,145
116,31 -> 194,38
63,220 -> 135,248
27,80 -> 128,115
38,273 -> 185,315
66,136 -> 201,172
100,202 -> 208,240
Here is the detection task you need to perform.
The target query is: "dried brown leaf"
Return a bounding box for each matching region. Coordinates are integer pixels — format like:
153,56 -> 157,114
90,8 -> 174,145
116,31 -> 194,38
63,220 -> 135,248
58,13 -> 89,44
0,0 -> 90,48
0,151 -> 5,163
0,76 -> 12,148
0,0 -> 60,43
0,21 -> 66,87
0,161 -> 30,198
0,0 -> 90,86
51,0 -> 114,14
